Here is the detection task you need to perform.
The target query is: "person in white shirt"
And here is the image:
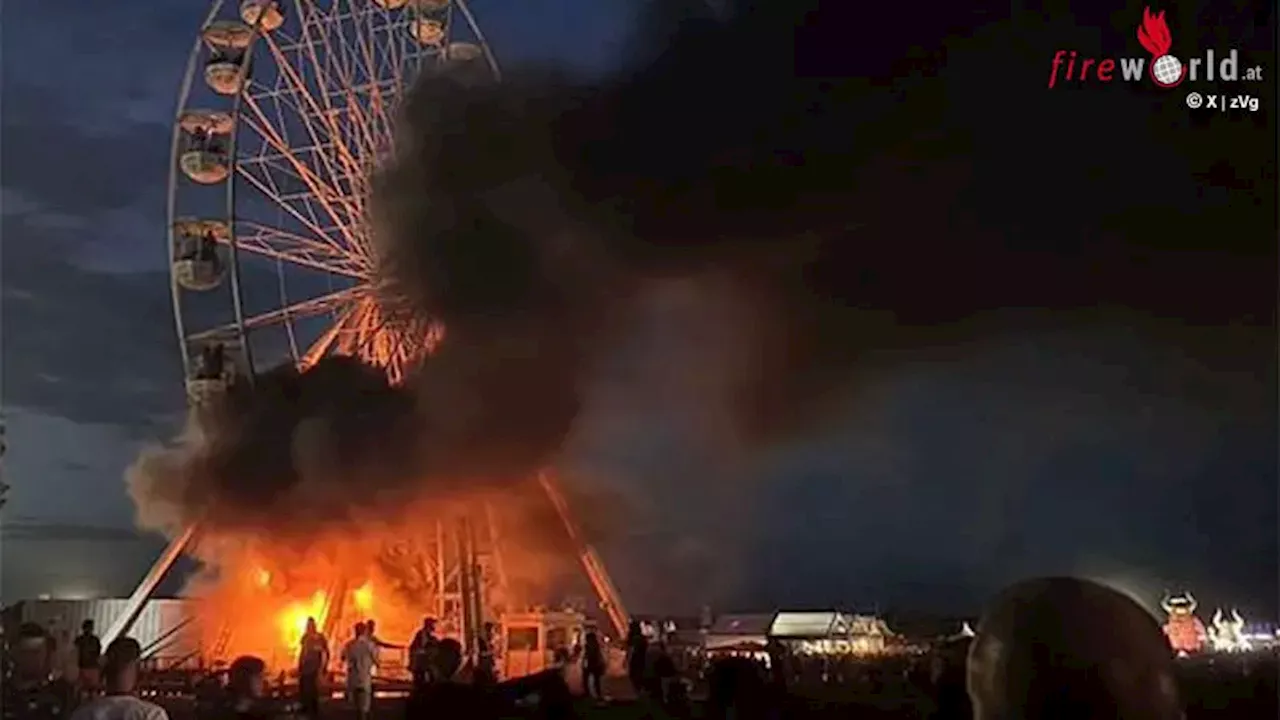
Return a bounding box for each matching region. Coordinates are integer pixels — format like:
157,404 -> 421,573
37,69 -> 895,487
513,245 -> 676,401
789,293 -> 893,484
341,622 -> 378,720
69,637 -> 168,720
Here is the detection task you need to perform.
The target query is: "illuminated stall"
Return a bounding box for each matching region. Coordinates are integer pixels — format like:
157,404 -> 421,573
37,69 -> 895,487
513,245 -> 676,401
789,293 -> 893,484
771,611 -> 894,657
702,610 -> 898,661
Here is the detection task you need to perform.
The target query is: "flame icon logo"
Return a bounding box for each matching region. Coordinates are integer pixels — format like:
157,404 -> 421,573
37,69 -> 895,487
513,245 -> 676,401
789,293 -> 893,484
1137,7 -> 1186,88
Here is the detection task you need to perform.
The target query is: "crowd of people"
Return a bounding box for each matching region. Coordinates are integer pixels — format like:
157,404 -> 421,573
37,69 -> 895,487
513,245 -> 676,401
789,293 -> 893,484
4,579 -> 1277,720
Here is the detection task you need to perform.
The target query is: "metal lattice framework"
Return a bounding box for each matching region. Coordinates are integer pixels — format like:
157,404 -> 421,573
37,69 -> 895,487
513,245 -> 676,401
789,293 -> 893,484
167,0 -> 499,392
110,0 -> 510,655
141,1 -> 631,661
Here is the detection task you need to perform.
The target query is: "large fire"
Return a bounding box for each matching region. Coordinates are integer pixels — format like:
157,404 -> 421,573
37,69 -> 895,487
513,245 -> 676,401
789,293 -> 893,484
278,589 -> 329,654
188,489 -> 573,671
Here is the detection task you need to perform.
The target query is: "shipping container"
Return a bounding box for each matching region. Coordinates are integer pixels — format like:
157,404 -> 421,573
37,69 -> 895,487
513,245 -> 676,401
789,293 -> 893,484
2,598 -> 204,670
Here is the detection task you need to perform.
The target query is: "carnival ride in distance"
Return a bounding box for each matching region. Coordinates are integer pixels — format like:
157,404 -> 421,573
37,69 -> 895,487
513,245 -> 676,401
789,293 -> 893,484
1206,608 -> 1252,653
1162,592 -> 1208,655
104,0 -> 630,675
1159,591 -> 1267,656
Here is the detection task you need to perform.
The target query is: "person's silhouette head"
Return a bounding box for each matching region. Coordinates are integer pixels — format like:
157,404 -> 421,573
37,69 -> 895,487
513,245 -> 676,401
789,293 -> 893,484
102,637 -> 144,694
968,577 -> 1183,720
228,655 -> 267,700
707,657 -> 766,717
13,623 -> 52,683
305,617 -> 317,634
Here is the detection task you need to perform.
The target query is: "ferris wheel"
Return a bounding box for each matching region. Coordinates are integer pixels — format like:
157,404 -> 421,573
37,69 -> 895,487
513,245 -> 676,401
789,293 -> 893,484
167,0 -> 500,402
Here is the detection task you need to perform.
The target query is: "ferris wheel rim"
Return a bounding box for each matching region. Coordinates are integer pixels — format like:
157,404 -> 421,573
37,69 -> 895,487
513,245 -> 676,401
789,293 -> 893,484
167,0 -> 500,394
167,0 -> 231,384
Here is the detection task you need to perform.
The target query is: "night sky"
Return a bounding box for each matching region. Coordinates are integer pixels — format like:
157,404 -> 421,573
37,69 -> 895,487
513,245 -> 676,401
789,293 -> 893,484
2,0 -> 1276,619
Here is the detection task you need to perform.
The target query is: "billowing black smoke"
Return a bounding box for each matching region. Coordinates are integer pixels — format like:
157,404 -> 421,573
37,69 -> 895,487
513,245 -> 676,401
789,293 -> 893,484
132,0 -> 1272,563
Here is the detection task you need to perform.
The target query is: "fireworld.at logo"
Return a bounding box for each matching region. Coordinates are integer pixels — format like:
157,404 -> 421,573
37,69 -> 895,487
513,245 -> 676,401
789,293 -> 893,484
1047,6 -> 1263,89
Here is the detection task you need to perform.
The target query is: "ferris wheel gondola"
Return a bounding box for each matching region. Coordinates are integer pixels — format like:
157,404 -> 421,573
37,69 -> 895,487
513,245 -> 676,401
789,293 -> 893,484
167,0 -> 500,402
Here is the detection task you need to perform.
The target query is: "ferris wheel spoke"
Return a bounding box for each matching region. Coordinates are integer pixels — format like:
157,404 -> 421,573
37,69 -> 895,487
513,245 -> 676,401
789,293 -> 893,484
258,31 -> 373,201
333,5 -> 401,146
234,222 -> 369,278
237,150 -> 359,243
300,4 -> 391,167
247,85 -> 368,219
235,166 -> 355,258
349,300 -> 442,380
239,95 -> 365,247
186,286 -> 362,343
298,300 -> 360,370
333,294 -> 380,356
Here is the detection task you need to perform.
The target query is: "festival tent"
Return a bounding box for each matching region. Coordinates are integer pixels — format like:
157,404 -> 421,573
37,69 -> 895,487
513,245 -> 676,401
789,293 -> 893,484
769,611 -> 851,639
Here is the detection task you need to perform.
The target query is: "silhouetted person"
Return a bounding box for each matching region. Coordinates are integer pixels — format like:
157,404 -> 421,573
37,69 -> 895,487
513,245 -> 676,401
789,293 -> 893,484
407,617 -> 437,690
341,623 -> 377,720
967,577 -> 1183,720
535,657 -> 576,720
224,656 -> 269,720
295,618 -> 328,720
625,621 -> 648,697
706,657 -> 770,720
407,639 -> 505,720
69,638 -> 166,720
200,344 -> 224,379
764,636 -> 787,691
929,637 -> 973,720
651,643 -> 680,710
473,623 -> 497,687
5,623 -> 75,720
73,621 -> 101,699
581,631 -> 606,700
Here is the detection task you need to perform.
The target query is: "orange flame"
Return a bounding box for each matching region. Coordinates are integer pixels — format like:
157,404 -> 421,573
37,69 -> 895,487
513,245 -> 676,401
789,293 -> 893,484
1137,6 -> 1174,57
184,488 -> 570,671
353,582 -> 374,614
279,590 -> 328,654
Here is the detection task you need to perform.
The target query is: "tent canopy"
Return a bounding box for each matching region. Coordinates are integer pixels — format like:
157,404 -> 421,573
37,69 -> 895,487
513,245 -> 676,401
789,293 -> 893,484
770,611 -> 848,638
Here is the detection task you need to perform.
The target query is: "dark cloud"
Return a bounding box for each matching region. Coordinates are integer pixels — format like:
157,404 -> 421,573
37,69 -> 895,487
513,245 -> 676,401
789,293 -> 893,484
0,84 -> 171,223
1,229 -> 181,434
738,323 -> 1275,614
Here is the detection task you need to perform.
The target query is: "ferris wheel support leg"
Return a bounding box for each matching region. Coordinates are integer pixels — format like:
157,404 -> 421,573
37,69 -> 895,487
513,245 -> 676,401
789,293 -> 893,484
101,524 -> 199,648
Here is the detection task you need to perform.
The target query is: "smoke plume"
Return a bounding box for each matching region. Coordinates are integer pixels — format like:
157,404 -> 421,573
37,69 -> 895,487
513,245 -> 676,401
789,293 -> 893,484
130,0 -> 1271,600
